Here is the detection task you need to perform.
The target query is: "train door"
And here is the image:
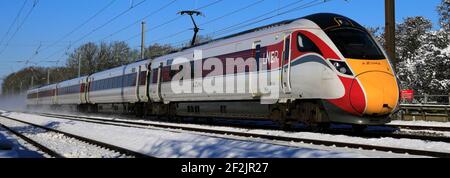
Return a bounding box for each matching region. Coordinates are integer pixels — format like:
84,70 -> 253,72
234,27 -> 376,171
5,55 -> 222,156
155,62 -> 164,102
146,63 -> 152,101
86,77 -> 92,103
80,78 -> 87,104
53,87 -> 57,105
281,33 -> 292,94
135,65 -> 141,102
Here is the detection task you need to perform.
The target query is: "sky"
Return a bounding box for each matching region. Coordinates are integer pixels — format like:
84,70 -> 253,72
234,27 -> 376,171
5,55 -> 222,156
0,0 -> 444,93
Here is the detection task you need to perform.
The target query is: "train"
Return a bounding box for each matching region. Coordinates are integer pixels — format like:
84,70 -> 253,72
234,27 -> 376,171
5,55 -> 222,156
26,13 -> 400,130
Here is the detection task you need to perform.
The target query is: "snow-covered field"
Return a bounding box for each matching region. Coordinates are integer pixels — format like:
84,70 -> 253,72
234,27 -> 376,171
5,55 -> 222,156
0,111 -> 420,158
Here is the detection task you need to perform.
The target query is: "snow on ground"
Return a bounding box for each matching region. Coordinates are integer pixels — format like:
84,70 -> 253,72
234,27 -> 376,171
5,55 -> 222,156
0,117 -> 127,158
0,112 -> 417,158
0,126 -> 44,158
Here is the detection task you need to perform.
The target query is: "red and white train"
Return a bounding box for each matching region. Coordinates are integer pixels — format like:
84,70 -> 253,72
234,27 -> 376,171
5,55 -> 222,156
27,13 -> 400,128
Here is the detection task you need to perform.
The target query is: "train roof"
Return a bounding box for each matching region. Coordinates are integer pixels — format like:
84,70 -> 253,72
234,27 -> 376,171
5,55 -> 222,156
165,13 -> 361,54
28,58 -> 149,92
303,13 -> 364,31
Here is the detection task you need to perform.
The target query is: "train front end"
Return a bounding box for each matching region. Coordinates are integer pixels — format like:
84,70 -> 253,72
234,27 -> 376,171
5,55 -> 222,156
305,13 -> 400,125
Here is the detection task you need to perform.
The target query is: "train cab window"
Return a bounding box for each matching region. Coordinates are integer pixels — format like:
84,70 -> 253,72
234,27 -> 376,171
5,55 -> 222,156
326,28 -> 385,60
297,33 -> 322,55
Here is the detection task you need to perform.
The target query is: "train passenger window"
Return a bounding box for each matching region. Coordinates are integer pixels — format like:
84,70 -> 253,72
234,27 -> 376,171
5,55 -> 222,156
128,74 -> 133,86
98,80 -> 102,90
139,71 -> 147,85
110,77 -> 114,88
102,80 -> 106,90
123,75 -> 128,86
126,74 -> 131,86
97,80 -> 101,90
112,77 -> 116,88
131,73 -> 137,86
106,79 -> 109,89
117,76 -> 121,88
297,33 -> 322,55
129,74 -> 133,86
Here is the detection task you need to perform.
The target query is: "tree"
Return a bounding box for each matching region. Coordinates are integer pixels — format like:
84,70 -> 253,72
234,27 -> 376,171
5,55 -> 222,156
145,43 -> 176,59
438,0 -> 449,31
110,41 -> 133,64
181,35 -> 213,48
435,0 -> 450,48
1,40 -> 180,96
1,67 -> 48,95
66,42 -> 99,75
413,32 -> 450,95
395,16 -> 433,89
396,16 -> 433,61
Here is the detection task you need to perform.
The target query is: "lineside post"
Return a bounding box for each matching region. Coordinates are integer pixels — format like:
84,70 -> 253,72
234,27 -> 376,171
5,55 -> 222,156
78,53 -> 81,78
385,0 -> 396,70
47,69 -> 50,85
141,21 -> 145,59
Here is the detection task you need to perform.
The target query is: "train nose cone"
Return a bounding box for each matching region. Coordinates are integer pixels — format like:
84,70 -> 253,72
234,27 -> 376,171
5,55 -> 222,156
350,71 -> 399,115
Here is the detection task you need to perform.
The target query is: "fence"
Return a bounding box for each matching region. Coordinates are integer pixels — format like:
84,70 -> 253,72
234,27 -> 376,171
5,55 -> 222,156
400,94 -> 450,105
396,94 -> 450,122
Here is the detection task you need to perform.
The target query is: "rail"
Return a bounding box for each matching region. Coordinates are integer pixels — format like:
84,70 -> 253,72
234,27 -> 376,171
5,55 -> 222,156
0,115 -> 152,158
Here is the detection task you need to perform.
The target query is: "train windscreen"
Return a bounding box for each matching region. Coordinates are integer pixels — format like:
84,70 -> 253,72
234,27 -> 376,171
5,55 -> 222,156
326,28 -> 385,60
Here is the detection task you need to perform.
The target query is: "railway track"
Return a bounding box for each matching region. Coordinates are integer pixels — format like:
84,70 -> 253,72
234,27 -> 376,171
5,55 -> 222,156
0,115 -> 152,158
0,121 -> 62,158
28,112 -> 450,158
37,112 -> 450,144
387,124 -> 450,132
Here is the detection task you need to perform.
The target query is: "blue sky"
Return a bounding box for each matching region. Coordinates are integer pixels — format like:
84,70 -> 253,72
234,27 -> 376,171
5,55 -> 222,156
0,0 -> 444,90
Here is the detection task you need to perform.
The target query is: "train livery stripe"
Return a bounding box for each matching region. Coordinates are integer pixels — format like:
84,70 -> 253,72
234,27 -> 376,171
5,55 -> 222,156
290,54 -> 331,69
327,76 -> 366,116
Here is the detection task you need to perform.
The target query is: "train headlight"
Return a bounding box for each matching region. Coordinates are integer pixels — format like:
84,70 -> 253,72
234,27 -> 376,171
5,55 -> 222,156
330,60 -> 353,76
